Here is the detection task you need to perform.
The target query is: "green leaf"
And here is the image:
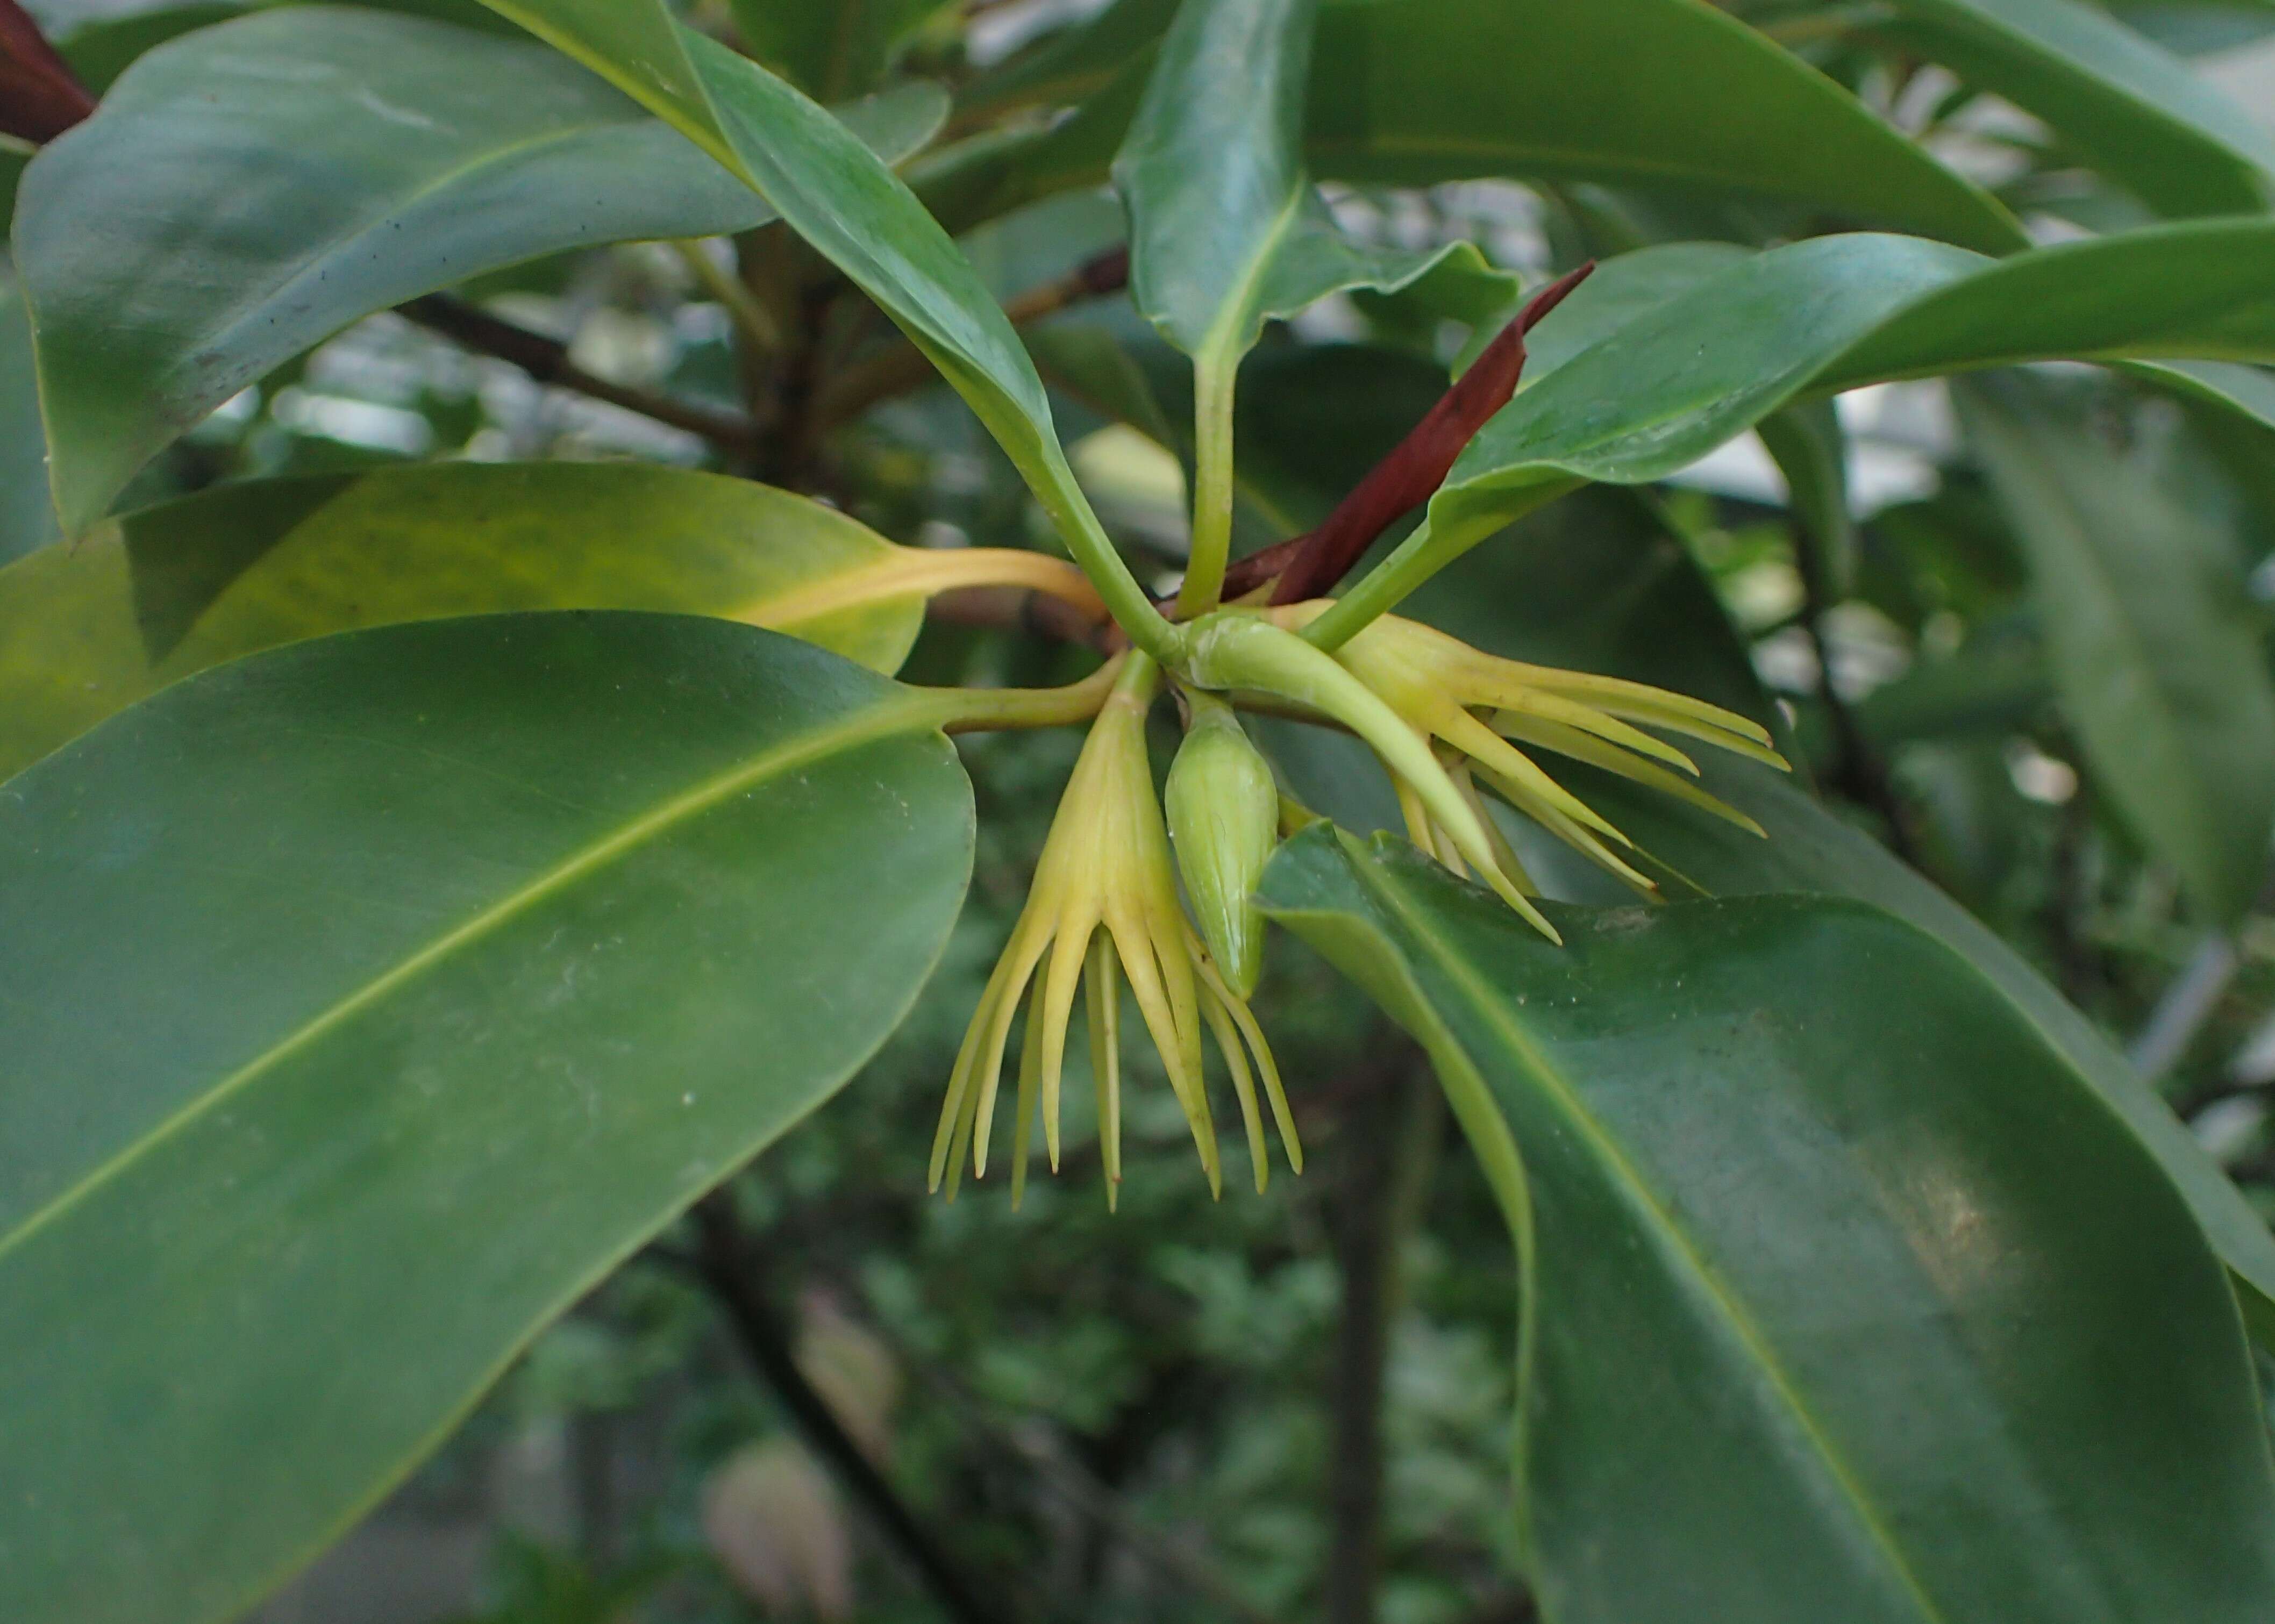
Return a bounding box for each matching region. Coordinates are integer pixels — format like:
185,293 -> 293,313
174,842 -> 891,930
16,6 -> 945,534
729,0 -> 952,99
1322,221 -> 2275,639
1957,374 -> 2275,921
0,612 -> 973,1624
1598,753 -> 2275,1345
1527,485 -> 2275,1335
1878,0 -> 2275,216
0,284 -> 59,566
1118,0 -> 1459,362
1112,0 -> 1470,608
1277,490 -> 2275,1344
953,0 -> 1176,120
1518,241 -> 1753,381
0,462 -> 934,783
48,1 -> 248,94
1262,828 -> 2275,1622
1759,399 -> 1858,596
935,0 -> 2024,253
477,0 -> 1173,656
1857,619 -> 2052,745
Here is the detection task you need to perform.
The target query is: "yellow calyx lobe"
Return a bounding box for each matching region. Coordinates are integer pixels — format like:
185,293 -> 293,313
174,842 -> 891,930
1181,611 -> 1561,940
1273,602 -> 1788,920
1165,694 -> 1278,997
931,652 -> 1299,1208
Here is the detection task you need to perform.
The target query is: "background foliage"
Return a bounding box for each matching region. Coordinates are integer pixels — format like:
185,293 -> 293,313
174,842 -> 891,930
9,2 -> 2275,1621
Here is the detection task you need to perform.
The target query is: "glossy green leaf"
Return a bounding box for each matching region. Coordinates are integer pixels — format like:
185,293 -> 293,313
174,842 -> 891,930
0,612 -> 973,1624
729,0 -> 951,99
16,6 -> 945,534
0,462 -> 934,783
477,0 -> 1171,655
953,0 -> 1174,120
1759,399 -> 1857,596
0,284 -> 58,566
1497,511 -> 2275,1338
931,0 -> 2023,252
1262,827 -> 2275,1622
1518,242 -> 1752,381
1272,490 -> 2275,1342
1598,754 -> 2275,1344
1340,223 -> 2275,633
1117,0 -> 1461,363
1112,0 -> 1470,607
1957,375 -> 2275,921
1879,0 -> 2275,216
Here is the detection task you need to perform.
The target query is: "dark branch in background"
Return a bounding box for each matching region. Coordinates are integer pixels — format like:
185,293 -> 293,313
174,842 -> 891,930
1789,517 -> 1920,865
690,1193 -> 999,1624
397,295 -> 766,454
1325,1065 -> 1403,1624
0,0 -> 92,144
817,245 -> 1132,431
882,1322 -> 1286,1624
1218,262 -> 1597,606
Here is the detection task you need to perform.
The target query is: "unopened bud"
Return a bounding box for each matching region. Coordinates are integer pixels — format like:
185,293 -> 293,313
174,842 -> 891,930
1166,695 -> 1278,996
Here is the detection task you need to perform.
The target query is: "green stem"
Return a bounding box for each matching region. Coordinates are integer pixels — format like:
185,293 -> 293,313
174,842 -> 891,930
1301,484 -> 1574,652
1030,448 -> 1189,665
671,239 -> 782,353
916,656 -> 1126,734
1179,357 -> 1238,618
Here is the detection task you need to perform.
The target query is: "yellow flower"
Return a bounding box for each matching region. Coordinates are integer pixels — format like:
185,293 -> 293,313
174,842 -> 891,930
1285,603 -> 1787,918
930,653 -> 1300,1206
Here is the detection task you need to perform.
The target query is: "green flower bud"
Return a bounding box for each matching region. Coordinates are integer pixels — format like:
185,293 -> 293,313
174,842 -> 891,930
1167,695 -> 1278,996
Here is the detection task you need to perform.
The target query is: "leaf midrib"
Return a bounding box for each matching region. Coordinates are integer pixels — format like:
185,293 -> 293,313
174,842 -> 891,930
1354,858 -> 1951,1624
0,692 -> 936,1265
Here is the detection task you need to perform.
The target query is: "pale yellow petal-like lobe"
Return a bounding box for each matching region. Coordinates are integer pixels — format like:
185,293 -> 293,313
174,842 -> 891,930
934,912 -> 1048,1192
1199,979 -> 1270,1193
1499,713 -> 1768,837
1010,984 -> 1049,1208
970,927 -> 1052,1179
1036,918 -> 1094,1172
1086,932 -> 1123,1204
1484,685 -> 1700,775
1439,708 -> 1634,850
1393,775 -> 1440,859
1195,945 -> 1301,1179
1506,662 -> 1776,746
1451,762 -> 1540,897
1108,906 -> 1221,1194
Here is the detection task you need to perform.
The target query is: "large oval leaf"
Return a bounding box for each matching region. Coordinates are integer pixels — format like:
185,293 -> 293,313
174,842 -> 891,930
923,0 -> 2023,253
1266,490 -> 2275,1345
0,283 -> 57,565
1263,828 -> 2275,1623
16,5 -> 945,534
0,463 -> 933,782
1878,0 -> 2275,216
1602,750 -> 2275,1345
0,612 -> 973,1624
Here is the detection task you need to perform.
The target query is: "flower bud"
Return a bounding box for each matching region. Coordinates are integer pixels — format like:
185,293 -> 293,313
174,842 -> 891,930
1167,695 -> 1278,996
1182,611 -> 1559,941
